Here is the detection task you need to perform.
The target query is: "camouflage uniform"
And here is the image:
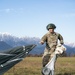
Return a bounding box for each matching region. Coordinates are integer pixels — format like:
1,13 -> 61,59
41,32 -> 64,67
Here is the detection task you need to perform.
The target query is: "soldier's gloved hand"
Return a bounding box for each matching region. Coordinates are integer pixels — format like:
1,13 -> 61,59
40,41 -> 44,45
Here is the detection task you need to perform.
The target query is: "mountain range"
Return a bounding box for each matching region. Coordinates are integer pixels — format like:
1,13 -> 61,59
0,32 -> 75,56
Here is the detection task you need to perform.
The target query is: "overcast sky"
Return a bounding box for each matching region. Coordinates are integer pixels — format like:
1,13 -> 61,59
0,0 -> 75,43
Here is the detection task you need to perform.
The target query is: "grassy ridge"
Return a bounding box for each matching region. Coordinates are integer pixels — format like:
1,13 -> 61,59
4,57 -> 75,75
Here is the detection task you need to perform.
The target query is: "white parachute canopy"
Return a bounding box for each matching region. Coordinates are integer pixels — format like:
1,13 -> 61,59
55,44 -> 66,54
42,44 -> 66,75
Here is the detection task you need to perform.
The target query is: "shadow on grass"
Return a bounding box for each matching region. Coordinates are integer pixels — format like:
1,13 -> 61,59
56,72 -> 74,75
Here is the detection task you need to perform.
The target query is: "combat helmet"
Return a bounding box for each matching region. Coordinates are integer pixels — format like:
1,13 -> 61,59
46,23 -> 56,30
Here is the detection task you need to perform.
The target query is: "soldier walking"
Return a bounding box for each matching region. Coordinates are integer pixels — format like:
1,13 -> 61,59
40,23 -> 64,75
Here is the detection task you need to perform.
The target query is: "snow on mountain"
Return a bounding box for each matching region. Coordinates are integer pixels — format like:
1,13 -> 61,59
0,32 -> 40,47
0,32 -> 75,55
65,42 -> 75,48
0,32 -> 11,35
0,32 -> 75,47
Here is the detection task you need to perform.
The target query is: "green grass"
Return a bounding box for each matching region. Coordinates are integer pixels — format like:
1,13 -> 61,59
4,57 -> 75,75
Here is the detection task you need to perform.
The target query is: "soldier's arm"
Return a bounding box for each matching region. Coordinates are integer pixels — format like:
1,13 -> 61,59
58,34 -> 64,45
40,34 -> 47,45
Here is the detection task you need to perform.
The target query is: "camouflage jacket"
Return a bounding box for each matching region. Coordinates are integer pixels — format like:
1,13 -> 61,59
41,32 -> 64,50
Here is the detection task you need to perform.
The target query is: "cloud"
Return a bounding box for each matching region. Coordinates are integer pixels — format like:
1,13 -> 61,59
5,9 -> 10,13
0,8 -> 24,14
0,8 -> 11,13
62,13 -> 75,17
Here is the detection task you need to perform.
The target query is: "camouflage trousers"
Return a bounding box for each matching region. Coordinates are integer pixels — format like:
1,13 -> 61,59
42,47 -> 56,67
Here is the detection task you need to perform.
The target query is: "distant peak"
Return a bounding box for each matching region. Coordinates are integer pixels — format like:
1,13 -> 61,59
0,32 -> 11,35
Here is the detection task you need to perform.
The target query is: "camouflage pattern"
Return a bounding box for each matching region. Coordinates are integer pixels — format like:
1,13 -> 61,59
41,32 -> 64,67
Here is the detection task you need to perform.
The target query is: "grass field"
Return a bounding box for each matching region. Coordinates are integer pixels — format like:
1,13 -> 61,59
4,57 -> 75,75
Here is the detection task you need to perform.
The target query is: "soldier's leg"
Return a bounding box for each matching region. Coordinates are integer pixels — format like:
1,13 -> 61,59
42,54 -> 50,67
42,48 -> 50,67
41,48 -> 50,75
41,48 -> 56,75
42,54 -> 50,75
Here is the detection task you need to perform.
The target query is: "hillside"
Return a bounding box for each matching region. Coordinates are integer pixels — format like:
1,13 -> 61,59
0,33 -> 75,56
0,41 -> 12,51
